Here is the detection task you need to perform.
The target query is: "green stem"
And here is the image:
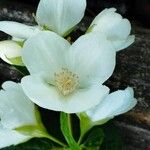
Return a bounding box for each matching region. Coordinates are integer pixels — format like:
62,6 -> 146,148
77,134 -> 84,145
68,114 -> 73,135
77,123 -> 92,145
77,129 -> 89,145
60,112 -> 80,149
44,134 -> 67,147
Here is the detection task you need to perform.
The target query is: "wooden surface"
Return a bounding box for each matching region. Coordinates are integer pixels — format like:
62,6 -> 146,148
110,27 -> 150,149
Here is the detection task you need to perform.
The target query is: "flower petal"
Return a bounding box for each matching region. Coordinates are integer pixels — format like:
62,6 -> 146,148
22,31 -> 70,79
86,87 -> 137,122
36,0 -> 86,36
0,21 -> 40,39
21,74 -> 109,113
91,8 -> 122,34
112,35 -> 135,51
0,128 -> 30,149
0,40 -> 21,64
0,81 -> 37,129
90,8 -> 134,51
66,32 -> 116,86
107,18 -> 131,40
97,8 -> 117,17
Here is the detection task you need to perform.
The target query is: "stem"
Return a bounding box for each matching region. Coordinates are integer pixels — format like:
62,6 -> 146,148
68,114 -> 73,135
60,112 -> 80,149
77,124 -> 92,145
44,134 -> 67,147
77,134 -> 84,145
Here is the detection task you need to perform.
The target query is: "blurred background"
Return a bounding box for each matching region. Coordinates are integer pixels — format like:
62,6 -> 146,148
0,0 -> 149,28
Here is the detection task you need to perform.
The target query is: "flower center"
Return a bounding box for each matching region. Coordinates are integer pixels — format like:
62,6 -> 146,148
55,68 -> 79,96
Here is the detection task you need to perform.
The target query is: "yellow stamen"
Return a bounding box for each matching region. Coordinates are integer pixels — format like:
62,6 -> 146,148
55,68 -> 79,96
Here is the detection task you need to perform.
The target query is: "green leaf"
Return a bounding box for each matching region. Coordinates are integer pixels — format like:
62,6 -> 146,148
15,125 -> 47,138
60,112 -> 80,150
34,106 -> 43,124
77,113 -> 93,145
81,127 -> 104,150
15,124 -> 66,147
78,113 -> 92,136
15,40 -> 25,47
1,138 -> 53,150
101,121 -> 123,150
7,57 -> 24,66
78,113 -> 110,139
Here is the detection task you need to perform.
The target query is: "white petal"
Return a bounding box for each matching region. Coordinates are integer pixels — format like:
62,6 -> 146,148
112,35 -> 135,51
0,128 -> 30,149
86,87 -> 137,122
0,21 -> 40,39
90,8 -> 134,51
22,31 -> 70,79
0,81 -> 37,129
91,8 -> 122,34
66,32 -> 116,86
21,74 -> 109,113
36,0 -> 86,36
91,8 -> 117,24
0,40 -> 21,64
2,81 -> 20,90
107,19 -> 131,40
12,37 -> 25,42
110,88 -> 137,115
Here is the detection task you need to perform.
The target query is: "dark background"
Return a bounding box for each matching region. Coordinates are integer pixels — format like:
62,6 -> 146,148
0,0 -> 149,28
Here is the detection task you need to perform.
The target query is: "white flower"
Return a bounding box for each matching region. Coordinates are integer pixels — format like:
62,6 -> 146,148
36,0 -> 86,36
89,8 -> 135,51
0,0 -> 86,65
0,40 -> 23,65
21,31 -> 116,113
85,87 -> 137,124
0,81 -> 39,148
0,0 -> 86,39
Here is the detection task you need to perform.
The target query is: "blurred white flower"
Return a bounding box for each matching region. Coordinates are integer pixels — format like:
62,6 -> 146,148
89,8 -> 135,51
0,81 -> 39,148
0,0 -> 86,39
21,31 -> 116,113
0,40 -> 23,65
